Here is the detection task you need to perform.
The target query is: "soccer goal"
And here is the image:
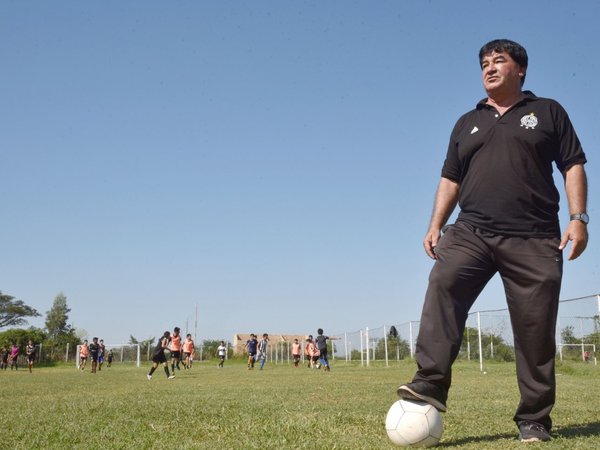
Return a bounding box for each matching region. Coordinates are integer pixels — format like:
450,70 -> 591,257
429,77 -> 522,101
75,343 -> 141,368
557,343 -> 597,365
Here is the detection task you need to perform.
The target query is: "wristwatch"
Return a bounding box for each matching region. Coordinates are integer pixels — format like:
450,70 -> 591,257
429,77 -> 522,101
570,212 -> 589,224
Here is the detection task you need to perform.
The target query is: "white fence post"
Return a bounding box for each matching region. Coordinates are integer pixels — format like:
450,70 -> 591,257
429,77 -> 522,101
360,330 -> 364,366
467,326 -> 471,361
383,325 -> 389,367
477,312 -> 483,372
409,321 -> 415,359
580,318 -> 586,361
557,317 -> 563,361
344,332 -> 348,362
365,327 -> 370,367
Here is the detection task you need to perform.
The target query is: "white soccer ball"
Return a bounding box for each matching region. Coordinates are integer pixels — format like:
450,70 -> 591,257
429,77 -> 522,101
385,400 -> 443,447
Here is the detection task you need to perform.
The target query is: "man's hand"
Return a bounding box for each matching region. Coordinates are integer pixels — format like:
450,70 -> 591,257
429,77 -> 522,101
559,220 -> 588,260
423,228 -> 442,259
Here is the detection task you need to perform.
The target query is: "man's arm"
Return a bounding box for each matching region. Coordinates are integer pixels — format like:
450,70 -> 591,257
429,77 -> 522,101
559,163 -> 588,260
424,177 -> 460,259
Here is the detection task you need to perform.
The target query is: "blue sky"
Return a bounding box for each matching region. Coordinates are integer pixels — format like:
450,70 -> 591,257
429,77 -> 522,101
2,1 -> 599,344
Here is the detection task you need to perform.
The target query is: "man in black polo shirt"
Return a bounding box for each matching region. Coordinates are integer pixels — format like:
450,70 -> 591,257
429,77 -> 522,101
397,39 -> 588,443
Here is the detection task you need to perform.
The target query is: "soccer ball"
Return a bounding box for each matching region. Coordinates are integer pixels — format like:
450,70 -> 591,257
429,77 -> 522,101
385,400 -> 443,447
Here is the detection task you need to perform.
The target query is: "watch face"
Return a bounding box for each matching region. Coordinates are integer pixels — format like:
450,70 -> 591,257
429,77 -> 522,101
581,213 -> 590,224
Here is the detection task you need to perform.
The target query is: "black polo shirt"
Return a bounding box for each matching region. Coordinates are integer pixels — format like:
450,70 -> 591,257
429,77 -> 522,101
441,91 -> 586,237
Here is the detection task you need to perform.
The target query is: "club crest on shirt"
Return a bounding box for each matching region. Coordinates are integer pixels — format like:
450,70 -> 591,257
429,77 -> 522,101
520,113 -> 538,130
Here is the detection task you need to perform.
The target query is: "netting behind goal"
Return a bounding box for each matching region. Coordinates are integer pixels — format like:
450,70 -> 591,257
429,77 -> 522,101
75,344 -> 140,368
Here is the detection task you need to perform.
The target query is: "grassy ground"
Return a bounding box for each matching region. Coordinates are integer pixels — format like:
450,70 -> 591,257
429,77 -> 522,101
0,359 -> 598,449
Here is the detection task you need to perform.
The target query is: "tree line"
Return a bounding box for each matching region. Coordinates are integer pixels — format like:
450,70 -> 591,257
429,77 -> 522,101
0,291 -> 80,362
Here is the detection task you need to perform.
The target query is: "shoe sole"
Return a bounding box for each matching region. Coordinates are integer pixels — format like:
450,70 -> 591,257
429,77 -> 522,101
519,434 -> 551,443
520,436 -> 550,443
397,385 -> 447,412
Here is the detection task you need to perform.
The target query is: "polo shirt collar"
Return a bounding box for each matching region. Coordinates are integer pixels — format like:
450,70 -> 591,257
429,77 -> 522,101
476,90 -> 537,109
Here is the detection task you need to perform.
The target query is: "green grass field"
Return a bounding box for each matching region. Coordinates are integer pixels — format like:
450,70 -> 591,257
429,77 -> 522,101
1,359 -> 599,449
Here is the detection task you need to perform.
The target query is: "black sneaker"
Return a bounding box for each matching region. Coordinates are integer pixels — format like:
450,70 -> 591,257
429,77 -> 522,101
518,421 -> 551,442
397,381 -> 447,412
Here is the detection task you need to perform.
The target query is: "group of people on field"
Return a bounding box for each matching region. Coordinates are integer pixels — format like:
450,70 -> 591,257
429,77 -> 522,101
78,337 -> 111,373
245,328 -> 338,371
147,327 -> 196,380
302,329 -> 338,371
244,333 -> 270,370
1,340 -> 36,373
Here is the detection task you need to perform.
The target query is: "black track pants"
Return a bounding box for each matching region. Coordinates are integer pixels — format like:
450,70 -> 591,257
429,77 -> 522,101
413,222 -> 562,430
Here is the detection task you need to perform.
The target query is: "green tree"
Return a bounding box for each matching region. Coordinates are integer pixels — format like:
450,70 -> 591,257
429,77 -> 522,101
0,291 -> 40,329
44,292 -> 80,360
460,326 -> 515,362
45,292 -> 71,338
374,336 -> 410,360
561,325 -> 579,345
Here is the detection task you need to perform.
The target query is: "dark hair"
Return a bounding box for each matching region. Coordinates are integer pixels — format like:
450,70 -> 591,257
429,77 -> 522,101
174,327 -> 180,333
317,328 -> 323,335
479,39 -> 528,86
163,331 -> 171,339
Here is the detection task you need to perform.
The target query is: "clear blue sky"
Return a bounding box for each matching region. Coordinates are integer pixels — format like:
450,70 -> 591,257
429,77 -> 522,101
1,1 -> 599,344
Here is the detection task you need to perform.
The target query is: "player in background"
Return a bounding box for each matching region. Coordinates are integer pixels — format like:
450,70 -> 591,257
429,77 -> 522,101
257,333 -> 269,370
182,334 -> 195,369
245,334 -> 258,370
9,343 -> 19,370
79,340 -> 89,371
292,338 -> 301,368
148,331 -> 175,380
306,337 -> 320,369
315,328 -> 339,372
1,346 -> 8,370
25,340 -> 36,373
304,335 -> 313,368
106,349 -> 114,368
89,337 -> 99,373
169,327 -> 182,372
217,341 -> 227,368
98,339 -> 106,371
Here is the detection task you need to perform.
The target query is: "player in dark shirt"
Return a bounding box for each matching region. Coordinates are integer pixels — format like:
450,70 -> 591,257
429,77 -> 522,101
25,340 -> 36,373
89,337 -> 99,373
245,334 -> 258,370
147,331 -> 175,380
315,328 -> 339,371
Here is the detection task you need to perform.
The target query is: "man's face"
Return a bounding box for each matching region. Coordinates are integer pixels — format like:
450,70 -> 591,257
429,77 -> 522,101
481,50 -> 524,94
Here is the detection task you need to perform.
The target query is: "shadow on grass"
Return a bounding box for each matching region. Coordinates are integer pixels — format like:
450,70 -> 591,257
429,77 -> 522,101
555,421 -> 600,438
439,422 -> 600,447
439,432 -> 516,447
